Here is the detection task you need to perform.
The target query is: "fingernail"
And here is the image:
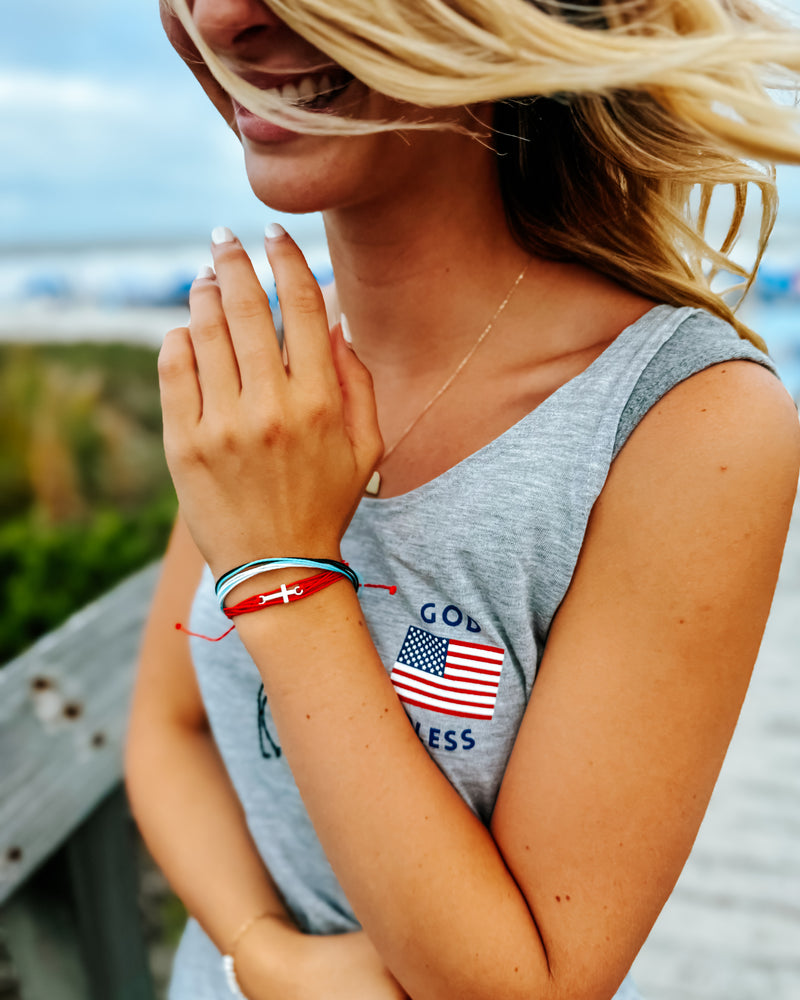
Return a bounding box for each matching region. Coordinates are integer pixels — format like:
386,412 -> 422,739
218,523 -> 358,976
340,313 -> 353,347
211,226 -> 235,245
265,222 -> 287,240
195,265 -> 216,281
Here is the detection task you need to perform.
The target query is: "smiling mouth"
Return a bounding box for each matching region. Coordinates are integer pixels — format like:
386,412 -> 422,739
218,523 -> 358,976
242,69 -> 356,110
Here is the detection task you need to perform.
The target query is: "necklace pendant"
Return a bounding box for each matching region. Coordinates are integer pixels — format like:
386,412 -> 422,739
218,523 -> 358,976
365,470 -> 381,496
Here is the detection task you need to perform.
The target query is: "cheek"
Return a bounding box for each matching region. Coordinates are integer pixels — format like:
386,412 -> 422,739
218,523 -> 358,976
160,1 -> 198,62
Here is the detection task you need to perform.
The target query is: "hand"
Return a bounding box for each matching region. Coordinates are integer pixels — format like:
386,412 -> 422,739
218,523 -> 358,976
158,227 -> 382,577
235,918 -> 410,1000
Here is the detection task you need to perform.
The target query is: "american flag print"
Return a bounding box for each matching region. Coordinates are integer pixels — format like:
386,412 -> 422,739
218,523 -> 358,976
390,626 -> 505,721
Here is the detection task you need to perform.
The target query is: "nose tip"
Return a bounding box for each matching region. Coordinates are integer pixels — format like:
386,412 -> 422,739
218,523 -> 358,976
190,0 -> 283,56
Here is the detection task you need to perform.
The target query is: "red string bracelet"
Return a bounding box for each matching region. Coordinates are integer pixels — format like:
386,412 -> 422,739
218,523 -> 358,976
176,571 -> 396,642
177,569 -> 343,641
225,569 -> 344,617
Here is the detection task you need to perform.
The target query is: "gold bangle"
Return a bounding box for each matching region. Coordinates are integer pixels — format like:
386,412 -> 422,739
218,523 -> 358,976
222,910 -> 276,998
227,908 -> 275,959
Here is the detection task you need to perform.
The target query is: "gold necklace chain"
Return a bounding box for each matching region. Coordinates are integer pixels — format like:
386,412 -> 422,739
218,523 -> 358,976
364,258 -> 531,497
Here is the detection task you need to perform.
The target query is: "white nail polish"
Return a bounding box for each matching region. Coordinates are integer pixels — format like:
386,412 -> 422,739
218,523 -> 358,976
211,226 -> 235,245
340,313 -> 353,346
265,222 -> 287,240
195,265 -> 215,281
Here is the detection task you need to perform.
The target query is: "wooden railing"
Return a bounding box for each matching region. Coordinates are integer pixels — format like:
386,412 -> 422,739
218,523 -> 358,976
0,565 -> 160,1000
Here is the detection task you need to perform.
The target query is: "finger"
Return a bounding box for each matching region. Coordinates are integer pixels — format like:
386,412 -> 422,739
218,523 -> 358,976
188,267 -> 242,414
331,321 -> 384,478
209,227 -> 285,392
265,223 -> 338,390
158,326 -> 202,448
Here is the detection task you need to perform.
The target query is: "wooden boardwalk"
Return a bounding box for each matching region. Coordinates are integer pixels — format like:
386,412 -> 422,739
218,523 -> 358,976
631,489 -> 800,1000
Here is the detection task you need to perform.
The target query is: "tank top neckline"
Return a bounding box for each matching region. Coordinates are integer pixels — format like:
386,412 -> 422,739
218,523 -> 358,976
360,303 -> 687,509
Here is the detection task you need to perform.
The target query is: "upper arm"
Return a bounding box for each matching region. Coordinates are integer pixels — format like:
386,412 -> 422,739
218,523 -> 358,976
127,512 -> 208,748
491,362 -> 800,1000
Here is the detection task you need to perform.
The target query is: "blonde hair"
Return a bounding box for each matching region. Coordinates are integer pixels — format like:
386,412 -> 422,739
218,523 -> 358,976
168,0 -> 800,348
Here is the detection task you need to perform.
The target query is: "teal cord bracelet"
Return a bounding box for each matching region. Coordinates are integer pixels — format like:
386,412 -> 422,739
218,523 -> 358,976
215,558 -> 361,610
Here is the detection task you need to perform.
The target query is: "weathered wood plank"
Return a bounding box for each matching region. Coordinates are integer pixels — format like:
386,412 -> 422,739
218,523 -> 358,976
1,853 -> 91,1000
0,564 -> 160,906
66,787 -> 156,1000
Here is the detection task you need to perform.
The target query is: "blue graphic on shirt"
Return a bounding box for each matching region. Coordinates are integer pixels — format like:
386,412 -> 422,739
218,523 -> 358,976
257,683 -> 282,759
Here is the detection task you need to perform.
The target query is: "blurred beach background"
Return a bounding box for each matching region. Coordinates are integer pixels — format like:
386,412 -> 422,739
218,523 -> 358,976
0,3 -> 799,998
1,0 -> 799,385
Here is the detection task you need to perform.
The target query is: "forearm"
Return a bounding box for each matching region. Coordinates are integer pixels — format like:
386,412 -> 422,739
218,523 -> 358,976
125,721 -> 292,954
234,586 -> 549,1000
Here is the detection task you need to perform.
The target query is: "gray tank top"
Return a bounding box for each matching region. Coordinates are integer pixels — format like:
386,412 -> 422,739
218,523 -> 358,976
168,304 -> 778,1000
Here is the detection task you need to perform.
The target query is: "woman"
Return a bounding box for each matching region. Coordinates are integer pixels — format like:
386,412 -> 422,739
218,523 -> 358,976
125,2 -> 800,998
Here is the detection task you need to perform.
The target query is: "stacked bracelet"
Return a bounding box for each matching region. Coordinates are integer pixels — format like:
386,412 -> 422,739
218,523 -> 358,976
175,559 -> 395,643
215,557 -> 361,610
223,569 -> 346,618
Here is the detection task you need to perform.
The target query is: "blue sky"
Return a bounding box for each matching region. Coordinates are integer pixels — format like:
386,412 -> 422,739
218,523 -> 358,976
2,0 -> 799,250
1,0 -> 280,246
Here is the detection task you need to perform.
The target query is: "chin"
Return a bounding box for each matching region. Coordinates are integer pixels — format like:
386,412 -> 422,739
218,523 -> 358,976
239,133 -> 386,215
242,163 -> 355,215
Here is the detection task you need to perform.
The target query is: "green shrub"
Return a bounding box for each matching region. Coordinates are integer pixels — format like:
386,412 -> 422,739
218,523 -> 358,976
0,342 -> 177,664
0,492 -> 176,665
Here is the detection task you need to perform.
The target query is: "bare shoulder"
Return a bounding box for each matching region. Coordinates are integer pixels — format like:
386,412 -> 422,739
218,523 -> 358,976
607,359 -> 800,525
588,358 -> 800,656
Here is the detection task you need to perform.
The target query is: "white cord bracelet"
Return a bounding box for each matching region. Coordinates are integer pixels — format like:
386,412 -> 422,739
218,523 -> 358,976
222,953 -> 247,998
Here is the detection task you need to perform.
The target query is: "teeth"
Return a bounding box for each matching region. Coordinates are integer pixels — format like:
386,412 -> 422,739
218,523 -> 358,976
297,76 -> 316,102
265,73 -> 349,107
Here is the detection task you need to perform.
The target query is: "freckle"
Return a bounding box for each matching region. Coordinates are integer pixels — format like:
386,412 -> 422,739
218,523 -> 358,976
678,619 -> 685,624
384,707 -> 389,713
700,408 -> 707,412
555,896 -> 561,902
566,895 -> 571,901
306,714 -> 311,719
364,744 -> 370,749
514,967 -> 519,973
720,465 -> 728,471
525,845 -> 531,851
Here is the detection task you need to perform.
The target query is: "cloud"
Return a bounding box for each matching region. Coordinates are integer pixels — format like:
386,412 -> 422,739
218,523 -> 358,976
0,70 -> 140,113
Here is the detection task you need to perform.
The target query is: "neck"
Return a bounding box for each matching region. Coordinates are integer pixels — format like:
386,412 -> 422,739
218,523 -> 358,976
321,131 -> 532,384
